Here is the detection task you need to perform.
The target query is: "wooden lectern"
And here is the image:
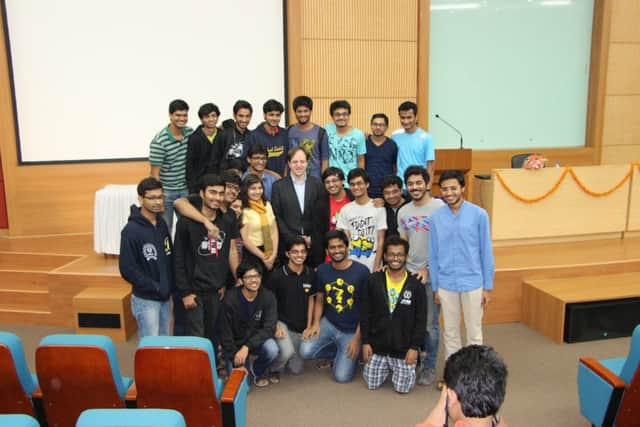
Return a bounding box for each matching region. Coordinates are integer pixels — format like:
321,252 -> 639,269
432,148 -> 472,196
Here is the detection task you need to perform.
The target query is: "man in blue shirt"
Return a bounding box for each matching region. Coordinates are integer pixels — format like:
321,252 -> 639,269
365,113 -> 398,198
242,143 -> 276,201
429,170 -> 494,366
392,101 -> 435,190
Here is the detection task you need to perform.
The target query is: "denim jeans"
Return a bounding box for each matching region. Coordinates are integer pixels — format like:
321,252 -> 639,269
271,321 -> 304,374
299,317 -> 358,383
423,284 -> 440,371
162,189 -> 188,233
131,294 -> 171,338
225,338 -> 279,382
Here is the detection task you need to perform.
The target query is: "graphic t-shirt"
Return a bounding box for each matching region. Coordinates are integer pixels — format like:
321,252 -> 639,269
313,261 -> 370,332
386,271 -> 407,313
288,124 -> 329,178
325,123 -> 366,186
337,200 -> 387,272
397,198 -> 446,273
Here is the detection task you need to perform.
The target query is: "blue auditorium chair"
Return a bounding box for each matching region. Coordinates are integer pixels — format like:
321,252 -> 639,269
578,324 -> 640,426
76,408 -> 186,427
0,332 -> 38,417
130,336 -> 248,427
35,334 -> 133,427
0,414 -> 39,427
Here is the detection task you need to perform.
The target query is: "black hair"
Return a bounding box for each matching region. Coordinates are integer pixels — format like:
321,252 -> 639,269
233,100 -> 253,115
439,169 -> 465,187
322,167 -> 345,182
286,146 -> 310,162
200,173 -> 225,192
222,118 -> 235,129
293,95 -> 313,111
247,143 -> 267,158
169,99 -> 189,114
325,229 -> 349,249
330,100 -> 351,116
237,260 -> 264,279
220,159 -> 243,176
398,101 -> 417,115
347,168 -> 369,185
239,173 -> 266,206
137,177 -> 163,197
221,170 -> 242,187
263,99 -> 284,114
197,103 -> 220,119
444,345 -> 508,418
370,113 -> 389,126
404,165 -> 430,186
383,234 -> 409,255
285,235 -> 308,253
381,175 -> 403,190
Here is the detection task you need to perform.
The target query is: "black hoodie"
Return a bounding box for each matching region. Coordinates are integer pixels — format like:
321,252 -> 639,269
119,205 -> 174,301
186,125 -> 222,192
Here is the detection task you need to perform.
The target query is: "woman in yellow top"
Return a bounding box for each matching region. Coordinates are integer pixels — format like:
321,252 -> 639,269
239,174 -> 279,272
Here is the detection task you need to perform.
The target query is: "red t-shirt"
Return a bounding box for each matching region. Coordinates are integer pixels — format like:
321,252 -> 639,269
326,196 -> 351,262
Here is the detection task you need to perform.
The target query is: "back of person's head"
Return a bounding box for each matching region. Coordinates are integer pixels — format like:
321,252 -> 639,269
169,99 -> 189,113
200,174 -> 224,192
398,100 -> 417,114
198,103 -> 220,119
322,167 -> 345,183
444,345 -> 507,419
263,99 -> 284,114
233,99 -> 253,115
325,229 -> 349,248
137,177 -> 162,196
329,100 -> 351,115
404,165 -> 430,185
381,174 -> 402,190
222,118 -> 235,129
347,167 -> 369,184
220,159 -> 243,177
293,95 -> 313,111
439,169 -> 465,187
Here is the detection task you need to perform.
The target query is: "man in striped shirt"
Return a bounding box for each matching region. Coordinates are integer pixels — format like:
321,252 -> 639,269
149,99 -> 193,232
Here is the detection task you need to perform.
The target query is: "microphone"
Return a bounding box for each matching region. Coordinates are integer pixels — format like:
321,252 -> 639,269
435,114 -> 464,149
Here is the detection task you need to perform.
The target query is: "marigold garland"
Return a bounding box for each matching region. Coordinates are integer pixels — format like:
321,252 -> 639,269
495,164 -> 637,203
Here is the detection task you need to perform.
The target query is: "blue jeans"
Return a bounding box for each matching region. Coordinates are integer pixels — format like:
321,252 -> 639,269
225,338 -> 279,382
162,189 -> 188,232
423,285 -> 440,371
299,317 -> 358,383
131,294 -> 171,338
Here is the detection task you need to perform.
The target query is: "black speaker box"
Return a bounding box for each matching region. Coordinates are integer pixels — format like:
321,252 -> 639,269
564,297 -> 640,343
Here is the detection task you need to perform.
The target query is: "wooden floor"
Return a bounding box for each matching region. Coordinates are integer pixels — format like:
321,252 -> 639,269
1,233 -> 639,327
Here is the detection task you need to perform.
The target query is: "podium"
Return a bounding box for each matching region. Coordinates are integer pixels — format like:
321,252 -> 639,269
432,148 -> 472,196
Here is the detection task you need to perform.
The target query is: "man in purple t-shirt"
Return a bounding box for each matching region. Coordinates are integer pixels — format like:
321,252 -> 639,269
288,96 -> 329,179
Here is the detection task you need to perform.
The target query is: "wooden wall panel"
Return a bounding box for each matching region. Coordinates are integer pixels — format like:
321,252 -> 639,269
601,145 -> 640,164
610,0 -> 640,42
603,95 -> 640,146
606,43 -> 640,95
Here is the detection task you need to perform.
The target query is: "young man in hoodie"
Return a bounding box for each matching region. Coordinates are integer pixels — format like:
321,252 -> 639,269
360,235 -> 426,394
174,174 -> 240,348
119,177 -> 174,337
186,103 -> 221,193
215,100 -> 253,171
248,99 -> 289,177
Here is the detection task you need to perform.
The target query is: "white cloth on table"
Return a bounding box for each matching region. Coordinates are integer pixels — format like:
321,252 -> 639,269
93,184 -> 138,255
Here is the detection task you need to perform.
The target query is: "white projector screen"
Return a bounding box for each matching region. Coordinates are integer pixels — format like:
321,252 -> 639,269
4,0 -> 285,163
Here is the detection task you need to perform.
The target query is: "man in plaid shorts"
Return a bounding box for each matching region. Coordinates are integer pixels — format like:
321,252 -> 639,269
360,235 -> 426,393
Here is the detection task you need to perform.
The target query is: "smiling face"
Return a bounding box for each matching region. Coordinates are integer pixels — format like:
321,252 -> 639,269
406,174 -> 427,202
288,149 -> 308,179
324,174 -> 345,196
139,188 -> 164,216
399,109 -> 417,132
348,176 -> 369,199
326,237 -> 348,263
240,268 -> 262,293
200,185 -> 225,212
264,110 -> 282,128
224,182 -> 240,205
384,244 -> 407,272
247,182 -> 264,202
286,243 -> 308,267
169,109 -> 189,130
370,117 -> 387,137
383,184 -> 403,208
295,105 -> 311,125
234,108 -> 252,131
200,111 -> 218,130
248,153 -> 267,173
440,177 -> 464,209
332,108 -> 350,128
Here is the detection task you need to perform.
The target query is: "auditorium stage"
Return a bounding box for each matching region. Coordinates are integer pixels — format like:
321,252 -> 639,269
1,233 -> 639,327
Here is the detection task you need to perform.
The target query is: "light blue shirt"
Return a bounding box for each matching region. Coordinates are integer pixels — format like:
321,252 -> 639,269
292,176 -> 306,215
392,127 -> 435,186
325,123 -> 366,186
429,201 -> 494,292
242,171 -> 276,201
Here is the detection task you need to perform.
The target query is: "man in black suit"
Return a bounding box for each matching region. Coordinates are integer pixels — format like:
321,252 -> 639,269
271,147 -> 327,267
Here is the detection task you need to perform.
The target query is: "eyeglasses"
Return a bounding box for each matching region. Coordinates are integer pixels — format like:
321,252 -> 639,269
386,253 -> 406,259
250,156 -> 267,162
324,178 -> 342,185
242,274 -> 261,281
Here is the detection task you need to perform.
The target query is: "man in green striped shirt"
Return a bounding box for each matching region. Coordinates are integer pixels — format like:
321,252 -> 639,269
149,99 -> 193,232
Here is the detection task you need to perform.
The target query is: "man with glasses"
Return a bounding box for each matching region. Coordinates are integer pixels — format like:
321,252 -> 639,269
365,113 -> 398,199
119,177 -> 174,337
325,100 -> 366,183
243,143 -> 276,200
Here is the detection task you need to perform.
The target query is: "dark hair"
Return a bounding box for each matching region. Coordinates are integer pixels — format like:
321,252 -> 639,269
381,175 -> 402,190
200,173 -> 224,192
239,174 -> 266,206
285,235 -> 308,252
370,113 -> 389,126
220,159 -> 243,175
439,169 -> 465,187
322,167 -> 345,183
398,101 -> 417,115
287,146 -> 309,162
222,118 -> 235,129
444,345 -> 508,418
293,95 -> 313,111
221,170 -> 242,187
347,168 -> 369,185
233,100 -> 253,115
137,177 -> 163,197
247,143 -> 267,158
169,99 -> 189,114
404,165 -> 430,186
383,234 -> 409,255
325,230 -> 349,248
263,99 -> 284,114
197,103 -> 220,119
237,260 -> 264,279
330,100 -> 351,116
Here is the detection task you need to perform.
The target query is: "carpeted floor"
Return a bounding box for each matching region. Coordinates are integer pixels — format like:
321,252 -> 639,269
2,322 -> 630,427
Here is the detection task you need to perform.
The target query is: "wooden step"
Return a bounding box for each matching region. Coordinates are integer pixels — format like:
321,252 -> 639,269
0,307 -> 53,325
0,288 -> 49,311
0,252 -> 80,271
0,270 -> 49,291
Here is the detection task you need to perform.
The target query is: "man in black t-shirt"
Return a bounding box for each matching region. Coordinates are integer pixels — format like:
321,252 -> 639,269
174,174 -> 240,349
266,236 -> 316,381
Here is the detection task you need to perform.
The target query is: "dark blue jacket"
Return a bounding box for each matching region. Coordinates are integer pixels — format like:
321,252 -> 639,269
119,205 -> 174,301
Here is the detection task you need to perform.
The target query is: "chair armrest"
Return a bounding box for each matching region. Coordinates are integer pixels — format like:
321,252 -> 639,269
221,369 -> 247,403
580,357 -> 626,388
221,369 -> 248,427
124,382 -> 137,408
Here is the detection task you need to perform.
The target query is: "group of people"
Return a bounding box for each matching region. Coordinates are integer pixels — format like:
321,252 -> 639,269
119,96 -> 496,400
